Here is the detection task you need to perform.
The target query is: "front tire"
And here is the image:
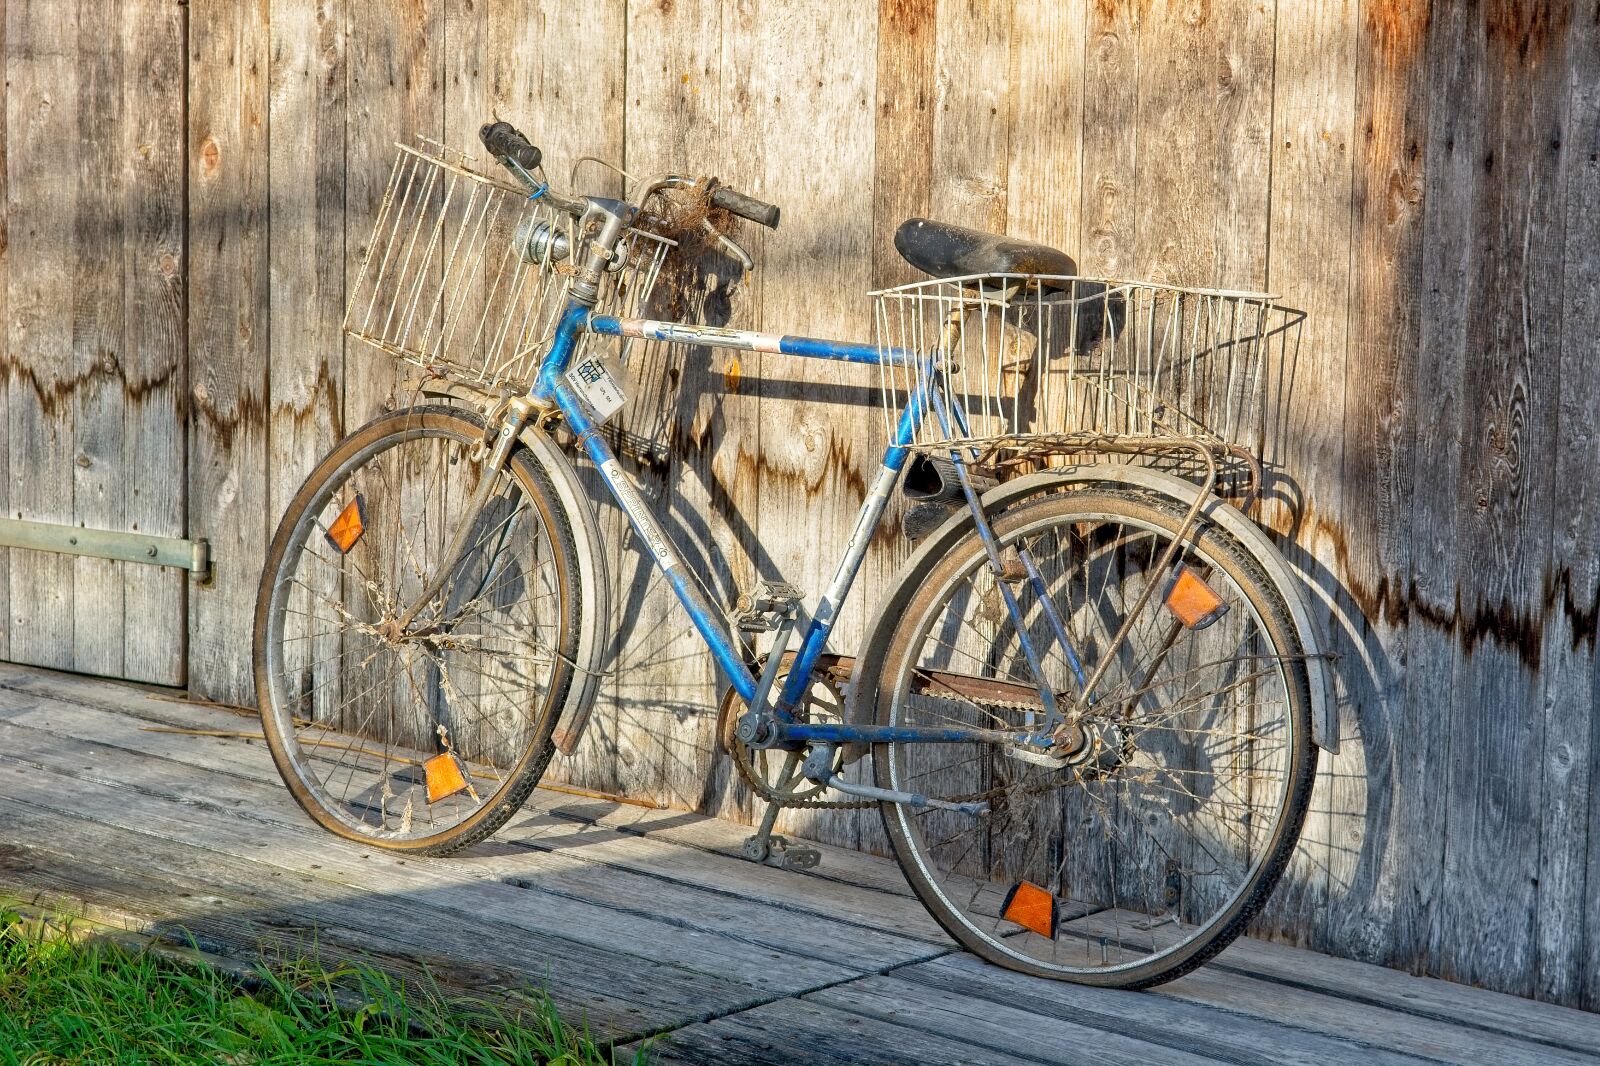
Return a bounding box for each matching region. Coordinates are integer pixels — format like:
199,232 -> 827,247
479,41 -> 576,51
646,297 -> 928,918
253,405 -> 579,855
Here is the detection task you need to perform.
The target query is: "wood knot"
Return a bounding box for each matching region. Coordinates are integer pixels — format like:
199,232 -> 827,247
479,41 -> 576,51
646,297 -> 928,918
199,135 -> 221,178
1093,31 -> 1124,64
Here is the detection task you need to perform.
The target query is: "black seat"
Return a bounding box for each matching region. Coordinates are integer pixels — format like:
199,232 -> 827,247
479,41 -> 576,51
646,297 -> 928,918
893,218 -> 1078,285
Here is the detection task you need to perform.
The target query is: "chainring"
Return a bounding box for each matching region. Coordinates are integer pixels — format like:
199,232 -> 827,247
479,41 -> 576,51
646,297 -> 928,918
717,653 -> 870,810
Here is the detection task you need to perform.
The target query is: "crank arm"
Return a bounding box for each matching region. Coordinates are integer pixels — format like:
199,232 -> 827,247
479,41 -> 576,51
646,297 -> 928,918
822,775 -> 988,816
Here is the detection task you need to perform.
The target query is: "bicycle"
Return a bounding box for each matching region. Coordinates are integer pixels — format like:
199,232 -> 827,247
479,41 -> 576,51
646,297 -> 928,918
253,121 -> 1337,988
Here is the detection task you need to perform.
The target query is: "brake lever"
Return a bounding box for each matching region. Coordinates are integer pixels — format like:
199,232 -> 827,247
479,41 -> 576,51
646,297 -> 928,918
704,218 -> 754,273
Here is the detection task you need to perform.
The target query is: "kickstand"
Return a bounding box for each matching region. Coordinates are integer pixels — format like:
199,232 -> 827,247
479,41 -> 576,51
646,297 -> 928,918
741,796 -> 786,863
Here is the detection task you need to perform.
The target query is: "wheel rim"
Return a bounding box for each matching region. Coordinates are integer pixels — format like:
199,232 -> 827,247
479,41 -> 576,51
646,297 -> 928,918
883,504 -> 1300,978
262,422 -> 568,844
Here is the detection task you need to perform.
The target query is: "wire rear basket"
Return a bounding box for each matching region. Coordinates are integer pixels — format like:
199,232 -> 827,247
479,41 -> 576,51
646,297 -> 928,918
345,139 -> 673,390
873,274 -> 1287,458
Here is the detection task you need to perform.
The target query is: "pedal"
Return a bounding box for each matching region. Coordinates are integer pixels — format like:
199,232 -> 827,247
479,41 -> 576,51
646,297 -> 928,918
731,581 -> 804,632
773,836 -> 822,872
745,833 -> 823,872
741,832 -> 774,863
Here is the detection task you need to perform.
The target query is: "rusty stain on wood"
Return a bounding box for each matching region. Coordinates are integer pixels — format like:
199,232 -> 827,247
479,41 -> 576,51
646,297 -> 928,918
1483,0 -> 1573,64
0,350 -> 182,420
1300,500 -> 1599,664
1367,0 -> 1431,67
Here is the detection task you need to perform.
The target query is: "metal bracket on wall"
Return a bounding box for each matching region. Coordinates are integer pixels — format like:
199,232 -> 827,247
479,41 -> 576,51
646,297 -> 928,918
0,518 -> 211,583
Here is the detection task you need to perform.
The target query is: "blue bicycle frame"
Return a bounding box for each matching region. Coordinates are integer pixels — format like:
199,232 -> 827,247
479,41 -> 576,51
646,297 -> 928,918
525,299 -> 1066,754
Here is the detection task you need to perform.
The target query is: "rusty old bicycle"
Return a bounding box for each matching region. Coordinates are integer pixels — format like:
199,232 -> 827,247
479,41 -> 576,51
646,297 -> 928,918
253,121 -> 1334,988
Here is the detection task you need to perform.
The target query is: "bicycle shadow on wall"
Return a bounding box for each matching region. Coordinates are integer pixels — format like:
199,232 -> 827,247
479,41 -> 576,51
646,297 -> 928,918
561,220 -> 911,843
555,227 -> 769,816
574,270 -> 1408,913
1254,307 -> 1399,950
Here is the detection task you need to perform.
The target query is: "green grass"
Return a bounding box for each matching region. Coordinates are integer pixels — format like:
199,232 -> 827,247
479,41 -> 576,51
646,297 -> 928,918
0,906 -> 648,1065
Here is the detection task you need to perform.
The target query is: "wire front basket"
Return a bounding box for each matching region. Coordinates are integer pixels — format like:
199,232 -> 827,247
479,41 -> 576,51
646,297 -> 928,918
873,274 -> 1288,458
345,139 -> 673,390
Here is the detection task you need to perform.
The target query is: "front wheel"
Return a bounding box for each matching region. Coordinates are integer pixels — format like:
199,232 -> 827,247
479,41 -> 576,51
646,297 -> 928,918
253,405 -> 579,855
872,488 -> 1315,987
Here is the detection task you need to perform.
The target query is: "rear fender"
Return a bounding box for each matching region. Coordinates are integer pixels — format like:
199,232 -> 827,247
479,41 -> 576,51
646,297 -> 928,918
847,466 -> 1337,754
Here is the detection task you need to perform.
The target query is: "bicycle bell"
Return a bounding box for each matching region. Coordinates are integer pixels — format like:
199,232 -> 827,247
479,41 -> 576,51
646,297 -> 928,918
514,215 -> 571,263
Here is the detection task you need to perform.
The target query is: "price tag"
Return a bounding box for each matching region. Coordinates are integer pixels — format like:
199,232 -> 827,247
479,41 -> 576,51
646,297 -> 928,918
564,350 -> 628,423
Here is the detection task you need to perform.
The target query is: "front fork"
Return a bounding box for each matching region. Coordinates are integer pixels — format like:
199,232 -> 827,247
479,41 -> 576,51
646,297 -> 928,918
386,395 -> 540,634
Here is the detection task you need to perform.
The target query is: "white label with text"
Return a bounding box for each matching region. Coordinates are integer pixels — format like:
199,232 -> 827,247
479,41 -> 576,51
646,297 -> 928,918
564,351 -> 628,422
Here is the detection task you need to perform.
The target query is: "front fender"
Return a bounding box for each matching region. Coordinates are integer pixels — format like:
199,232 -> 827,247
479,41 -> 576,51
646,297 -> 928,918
848,466 -> 1337,754
410,379 -> 612,755
516,423 -> 613,754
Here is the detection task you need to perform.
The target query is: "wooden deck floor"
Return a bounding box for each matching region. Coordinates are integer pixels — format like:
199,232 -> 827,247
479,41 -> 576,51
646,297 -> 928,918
0,663 -> 1594,1065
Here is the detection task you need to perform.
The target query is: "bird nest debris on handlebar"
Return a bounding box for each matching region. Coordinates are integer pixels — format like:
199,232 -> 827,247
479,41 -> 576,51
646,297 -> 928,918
343,124 -> 781,396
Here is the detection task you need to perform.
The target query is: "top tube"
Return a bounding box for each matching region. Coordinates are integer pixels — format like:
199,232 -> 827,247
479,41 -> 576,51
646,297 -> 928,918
587,314 -> 912,367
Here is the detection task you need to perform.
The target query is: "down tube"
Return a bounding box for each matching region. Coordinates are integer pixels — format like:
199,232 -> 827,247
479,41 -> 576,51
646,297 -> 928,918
551,383 -> 760,703
778,378 -> 929,708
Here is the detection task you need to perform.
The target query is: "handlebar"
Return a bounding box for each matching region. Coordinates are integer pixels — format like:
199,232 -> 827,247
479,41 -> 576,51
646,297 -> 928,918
711,185 -> 781,230
479,121 -> 542,172
479,118 -> 780,272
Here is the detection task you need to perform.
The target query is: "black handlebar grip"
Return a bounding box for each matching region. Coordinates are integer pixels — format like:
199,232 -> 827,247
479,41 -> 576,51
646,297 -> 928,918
711,186 -> 781,230
479,121 -> 542,172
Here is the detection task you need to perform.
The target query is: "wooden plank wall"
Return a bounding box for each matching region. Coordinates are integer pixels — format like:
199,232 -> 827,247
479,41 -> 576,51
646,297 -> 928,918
2,0 -> 187,685
1,0 -> 1597,1009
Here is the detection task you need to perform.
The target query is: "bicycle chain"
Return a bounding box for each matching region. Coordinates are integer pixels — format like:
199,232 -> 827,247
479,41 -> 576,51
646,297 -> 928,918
728,711 -> 1079,812
723,661 -> 1094,811
732,730 -> 1075,811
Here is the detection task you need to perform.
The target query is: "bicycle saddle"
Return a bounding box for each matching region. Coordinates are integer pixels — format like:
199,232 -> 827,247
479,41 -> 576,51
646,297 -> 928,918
893,217 -> 1078,286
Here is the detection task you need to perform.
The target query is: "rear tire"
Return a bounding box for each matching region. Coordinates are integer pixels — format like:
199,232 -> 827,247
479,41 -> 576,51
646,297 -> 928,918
872,488 -> 1315,987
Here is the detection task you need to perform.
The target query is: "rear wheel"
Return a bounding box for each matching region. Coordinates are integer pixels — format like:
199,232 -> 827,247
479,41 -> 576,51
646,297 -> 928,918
873,488 -> 1315,987
254,405 -> 579,855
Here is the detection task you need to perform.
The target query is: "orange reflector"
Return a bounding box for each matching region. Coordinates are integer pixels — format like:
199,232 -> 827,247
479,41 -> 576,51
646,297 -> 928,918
423,751 -> 469,804
325,495 -> 366,555
1165,564 -> 1229,630
1001,880 -> 1060,938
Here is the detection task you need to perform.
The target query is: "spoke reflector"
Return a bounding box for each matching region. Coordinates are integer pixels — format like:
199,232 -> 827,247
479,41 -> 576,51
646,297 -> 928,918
1165,564 -> 1229,629
325,495 -> 367,554
423,751 -> 469,804
1001,880 -> 1060,938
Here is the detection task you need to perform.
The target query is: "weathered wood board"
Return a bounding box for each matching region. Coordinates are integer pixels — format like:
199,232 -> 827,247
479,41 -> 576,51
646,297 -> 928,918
187,0 -> 270,699
2,0 -> 187,685
5,665 -> 1600,1063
